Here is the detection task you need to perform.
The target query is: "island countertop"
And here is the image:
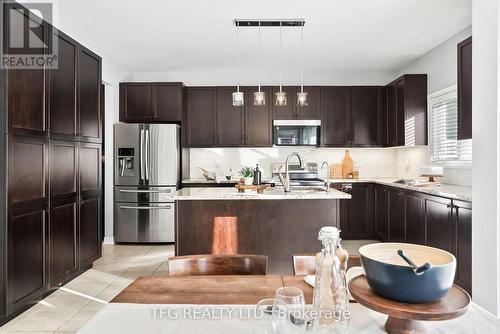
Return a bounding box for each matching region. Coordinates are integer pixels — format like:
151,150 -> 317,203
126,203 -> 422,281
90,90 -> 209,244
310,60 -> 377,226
172,187 -> 351,200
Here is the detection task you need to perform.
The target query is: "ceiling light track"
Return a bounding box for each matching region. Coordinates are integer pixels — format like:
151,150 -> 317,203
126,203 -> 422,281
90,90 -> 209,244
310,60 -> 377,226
235,19 -> 305,27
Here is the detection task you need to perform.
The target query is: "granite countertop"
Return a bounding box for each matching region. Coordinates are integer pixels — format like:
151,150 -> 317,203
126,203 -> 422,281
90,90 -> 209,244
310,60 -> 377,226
327,178 -> 472,202
182,178 -> 472,202
172,186 -> 351,201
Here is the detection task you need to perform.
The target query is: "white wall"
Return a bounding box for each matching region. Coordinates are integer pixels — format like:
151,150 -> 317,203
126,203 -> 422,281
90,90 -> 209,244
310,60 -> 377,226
471,0 -> 500,316
395,25 -> 472,94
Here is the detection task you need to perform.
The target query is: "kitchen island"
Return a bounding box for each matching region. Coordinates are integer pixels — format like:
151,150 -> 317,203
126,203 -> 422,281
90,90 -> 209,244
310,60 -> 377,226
173,187 -> 350,274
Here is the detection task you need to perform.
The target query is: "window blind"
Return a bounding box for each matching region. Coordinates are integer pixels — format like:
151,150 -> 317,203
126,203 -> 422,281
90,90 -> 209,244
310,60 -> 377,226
428,89 -> 472,162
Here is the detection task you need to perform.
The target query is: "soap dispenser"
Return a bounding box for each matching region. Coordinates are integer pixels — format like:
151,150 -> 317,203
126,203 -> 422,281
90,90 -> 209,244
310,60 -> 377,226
253,164 -> 262,185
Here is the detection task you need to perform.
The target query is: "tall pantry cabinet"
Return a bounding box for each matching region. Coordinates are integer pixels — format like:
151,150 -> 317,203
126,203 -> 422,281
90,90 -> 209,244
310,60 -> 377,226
0,3 -> 102,322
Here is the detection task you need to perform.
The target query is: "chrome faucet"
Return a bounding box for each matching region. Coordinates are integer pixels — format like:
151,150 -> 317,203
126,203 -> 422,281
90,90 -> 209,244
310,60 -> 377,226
321,161 -> 331,193
278,152 -> 304,192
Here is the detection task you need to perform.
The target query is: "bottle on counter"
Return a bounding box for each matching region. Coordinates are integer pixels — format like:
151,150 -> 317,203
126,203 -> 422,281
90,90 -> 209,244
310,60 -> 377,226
253,164 -> 262,185
313,226 -> 350,332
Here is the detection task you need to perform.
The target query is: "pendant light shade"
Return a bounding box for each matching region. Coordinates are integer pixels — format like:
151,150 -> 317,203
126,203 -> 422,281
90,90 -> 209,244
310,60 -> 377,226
254,22 -> 266,106
232,24 -> 244,106
275,22 -> 287,106
254,91 -> 266,105
297,25 -> 307,106
297,91 -> 308,106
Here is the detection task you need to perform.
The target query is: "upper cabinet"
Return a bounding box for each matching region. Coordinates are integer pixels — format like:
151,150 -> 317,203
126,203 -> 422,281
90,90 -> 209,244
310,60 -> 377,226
216,87 -> 244,147
351,86 -> 385,146
79,47 -> 102,142
457,37 -> 472,140
119,82 -> 184,123
385,74 -> 428,146
244,87 -> 273,147
321,86 -> 384,147
185,87 -> 217,147
272,86 -> 320,120
49,31 -> 77,140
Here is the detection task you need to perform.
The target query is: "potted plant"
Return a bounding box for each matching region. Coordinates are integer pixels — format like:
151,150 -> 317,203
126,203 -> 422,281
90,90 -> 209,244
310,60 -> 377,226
239,166 -> 254,185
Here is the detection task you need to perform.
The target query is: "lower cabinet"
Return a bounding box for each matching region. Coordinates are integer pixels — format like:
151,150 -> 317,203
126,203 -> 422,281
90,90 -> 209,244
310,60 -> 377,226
454,200 -> 472,294
424,195 -> 454,253
49,200 -> 78,287
388,188 -> 405,242
374,186 -> 389,241
79,195 -> 102,269
336,183 -> 375,239
404,191 -> 424,245
7,209 -> 47,314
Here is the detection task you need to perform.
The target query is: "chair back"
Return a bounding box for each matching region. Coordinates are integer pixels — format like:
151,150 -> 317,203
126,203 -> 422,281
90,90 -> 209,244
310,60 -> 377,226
168,254 -> 268,276
293,253 -> 361,275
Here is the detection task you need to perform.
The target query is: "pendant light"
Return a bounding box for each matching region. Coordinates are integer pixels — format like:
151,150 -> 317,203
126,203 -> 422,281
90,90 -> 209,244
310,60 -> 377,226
297,25 -> 308,106
275,22 -> 287,106
253,22 -> 266,106
232,24 -> 244,106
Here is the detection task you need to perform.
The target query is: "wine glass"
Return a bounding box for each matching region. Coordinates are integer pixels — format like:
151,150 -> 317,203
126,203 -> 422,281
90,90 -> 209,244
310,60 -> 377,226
255,299 -> 288,334
274,287 -> 307,333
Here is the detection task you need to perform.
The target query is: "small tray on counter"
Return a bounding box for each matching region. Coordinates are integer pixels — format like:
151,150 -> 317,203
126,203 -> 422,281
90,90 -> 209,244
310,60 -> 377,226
235,184 -> 270,194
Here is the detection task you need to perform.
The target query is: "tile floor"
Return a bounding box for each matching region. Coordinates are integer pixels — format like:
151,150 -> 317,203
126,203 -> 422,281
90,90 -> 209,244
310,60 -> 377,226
0,240 -> 375,334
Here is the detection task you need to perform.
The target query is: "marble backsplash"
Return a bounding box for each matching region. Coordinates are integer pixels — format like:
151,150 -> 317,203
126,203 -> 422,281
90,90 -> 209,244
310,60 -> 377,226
185,146 -> 471,187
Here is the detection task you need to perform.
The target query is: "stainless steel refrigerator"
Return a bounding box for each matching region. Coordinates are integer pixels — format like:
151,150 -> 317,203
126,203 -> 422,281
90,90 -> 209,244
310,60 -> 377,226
114,124 -> 180,243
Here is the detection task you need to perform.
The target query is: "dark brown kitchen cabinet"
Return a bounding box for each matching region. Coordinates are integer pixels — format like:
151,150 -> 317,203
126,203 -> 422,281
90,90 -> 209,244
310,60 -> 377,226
388,188 -> 405,242
374,185 -> 389,241
385,74 -> 427,146
454,200 -> 472,294
244,87 -> 273,147
5,14 -> 48,137
424,195 -> 453,253
351,87 -> 384,146
185,87 -> 217,147
296,87 -> 320,119
336,183 -> 375,239
120,82 -> 184,123
2,4 -> 103,323
404,191 -> 424,245
79,48 -> 102,142
153,83 -> 184,122
216,87 -> 244,146
50,140 -> 78,202
7,209 -> 47,314
49,200 -> 78,287
321,87 -> 351,146
458,37 -> 472,140
119,83 -> 153,122
48,32 -> 77,139
272,86 -> 320,120
79,195 -> 101,268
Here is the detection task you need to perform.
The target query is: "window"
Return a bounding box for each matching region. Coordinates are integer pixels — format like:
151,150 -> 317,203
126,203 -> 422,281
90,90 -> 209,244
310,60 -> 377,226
428,86 -> 472,162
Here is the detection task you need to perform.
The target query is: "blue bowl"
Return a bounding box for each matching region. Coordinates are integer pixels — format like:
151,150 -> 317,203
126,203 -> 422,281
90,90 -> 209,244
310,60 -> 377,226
359,243 -> 456,303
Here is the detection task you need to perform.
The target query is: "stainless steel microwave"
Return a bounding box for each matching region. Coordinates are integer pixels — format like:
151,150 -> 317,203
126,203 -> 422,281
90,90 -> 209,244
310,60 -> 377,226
273,120 -> 321,146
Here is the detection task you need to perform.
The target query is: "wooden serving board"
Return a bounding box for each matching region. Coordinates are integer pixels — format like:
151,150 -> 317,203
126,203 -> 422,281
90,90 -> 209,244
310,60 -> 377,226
235,184 -> 270,194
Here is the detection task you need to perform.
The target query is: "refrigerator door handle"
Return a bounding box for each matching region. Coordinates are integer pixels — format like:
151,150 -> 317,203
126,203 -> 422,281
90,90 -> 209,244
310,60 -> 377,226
119,205 -> 172,210
140,129 -> 145,181
119,189 -> 172,193
145,129 -> 150,181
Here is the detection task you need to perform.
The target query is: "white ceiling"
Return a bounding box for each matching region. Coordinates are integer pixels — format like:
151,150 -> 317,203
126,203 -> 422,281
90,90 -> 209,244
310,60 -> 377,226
52,0 -> 471,77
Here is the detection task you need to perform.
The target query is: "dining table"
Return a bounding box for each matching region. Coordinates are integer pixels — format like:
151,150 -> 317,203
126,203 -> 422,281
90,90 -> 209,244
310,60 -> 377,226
76,274 -> 500,334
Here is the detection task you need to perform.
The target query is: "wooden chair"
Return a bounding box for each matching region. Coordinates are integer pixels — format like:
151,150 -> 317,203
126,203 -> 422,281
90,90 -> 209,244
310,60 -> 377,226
293,253 -> 361,275
168,254 -> 268,276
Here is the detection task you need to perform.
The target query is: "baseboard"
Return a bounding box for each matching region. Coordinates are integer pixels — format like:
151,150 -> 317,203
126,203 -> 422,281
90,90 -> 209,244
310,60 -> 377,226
103,236 -> 115,245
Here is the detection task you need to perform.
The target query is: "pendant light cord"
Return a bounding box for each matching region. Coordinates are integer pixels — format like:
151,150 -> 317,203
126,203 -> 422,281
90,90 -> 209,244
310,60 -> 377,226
236,24 -> 240,92
300,25 -> 304,93
258,22 -> 262,93
279,22 -> 283,93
